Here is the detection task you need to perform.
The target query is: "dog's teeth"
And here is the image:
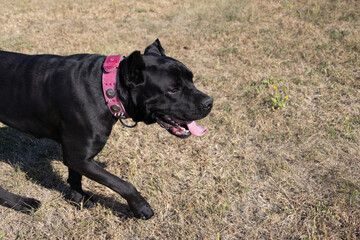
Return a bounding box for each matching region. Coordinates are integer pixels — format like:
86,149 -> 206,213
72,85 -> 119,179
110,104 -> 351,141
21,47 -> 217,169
179,127 -> 189,134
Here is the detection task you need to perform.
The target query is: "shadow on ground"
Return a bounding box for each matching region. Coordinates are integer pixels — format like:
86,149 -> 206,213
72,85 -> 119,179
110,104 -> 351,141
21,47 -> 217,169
0,126 -> 132,219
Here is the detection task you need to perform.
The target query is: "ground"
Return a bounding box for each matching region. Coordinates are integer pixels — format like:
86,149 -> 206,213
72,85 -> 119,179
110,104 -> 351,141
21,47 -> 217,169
0,0 -> 359,239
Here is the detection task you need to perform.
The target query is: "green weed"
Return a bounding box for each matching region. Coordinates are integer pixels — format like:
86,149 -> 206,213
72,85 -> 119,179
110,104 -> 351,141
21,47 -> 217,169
269,85 -> 288,110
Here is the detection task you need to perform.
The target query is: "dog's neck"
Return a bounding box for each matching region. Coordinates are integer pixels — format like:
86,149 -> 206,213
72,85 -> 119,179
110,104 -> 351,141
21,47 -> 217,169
102,55 -> 129,119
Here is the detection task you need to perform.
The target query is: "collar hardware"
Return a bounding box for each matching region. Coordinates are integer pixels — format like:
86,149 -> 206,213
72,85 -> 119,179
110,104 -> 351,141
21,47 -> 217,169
106,89 -> 116,98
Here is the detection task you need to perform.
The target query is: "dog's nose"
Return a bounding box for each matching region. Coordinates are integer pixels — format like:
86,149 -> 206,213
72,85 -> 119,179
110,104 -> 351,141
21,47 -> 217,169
201,97 -> 213,110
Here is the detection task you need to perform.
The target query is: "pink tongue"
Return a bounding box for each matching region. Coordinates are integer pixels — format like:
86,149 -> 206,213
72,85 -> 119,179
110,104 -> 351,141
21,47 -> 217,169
186,121 -> 207,136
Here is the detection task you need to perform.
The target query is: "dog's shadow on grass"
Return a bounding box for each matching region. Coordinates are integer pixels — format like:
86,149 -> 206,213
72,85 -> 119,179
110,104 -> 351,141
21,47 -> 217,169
0,126 -> 132,220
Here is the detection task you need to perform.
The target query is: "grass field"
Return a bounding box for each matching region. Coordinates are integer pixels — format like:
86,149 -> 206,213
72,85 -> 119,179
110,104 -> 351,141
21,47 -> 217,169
0,0 -> 360,239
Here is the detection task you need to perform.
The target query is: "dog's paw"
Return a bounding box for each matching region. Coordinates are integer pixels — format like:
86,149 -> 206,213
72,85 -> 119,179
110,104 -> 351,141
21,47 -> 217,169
65,189 -> 95,209
128,197 -> 154,220
16,197 -> 42,213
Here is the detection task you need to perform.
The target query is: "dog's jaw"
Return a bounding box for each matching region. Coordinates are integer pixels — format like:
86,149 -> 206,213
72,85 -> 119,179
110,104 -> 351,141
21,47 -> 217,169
155,114 -> 207,138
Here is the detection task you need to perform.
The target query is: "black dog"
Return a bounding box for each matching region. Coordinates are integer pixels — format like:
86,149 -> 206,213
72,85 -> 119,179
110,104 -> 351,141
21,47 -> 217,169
0,39 -> 212,219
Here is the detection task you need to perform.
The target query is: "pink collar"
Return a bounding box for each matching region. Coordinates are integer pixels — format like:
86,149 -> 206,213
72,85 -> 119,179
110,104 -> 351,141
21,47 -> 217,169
102,55 -> 129,119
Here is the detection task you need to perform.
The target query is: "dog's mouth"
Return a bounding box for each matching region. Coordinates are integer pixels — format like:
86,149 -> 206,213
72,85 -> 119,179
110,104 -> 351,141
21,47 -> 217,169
156,115 -> 207,139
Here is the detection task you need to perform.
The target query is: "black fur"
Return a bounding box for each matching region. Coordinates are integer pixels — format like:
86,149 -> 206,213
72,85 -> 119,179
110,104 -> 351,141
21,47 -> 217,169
0,39 -> 212,219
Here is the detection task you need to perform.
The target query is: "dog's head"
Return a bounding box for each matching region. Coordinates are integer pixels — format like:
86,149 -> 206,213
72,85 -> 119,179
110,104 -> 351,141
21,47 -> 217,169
118,39 -> 213,138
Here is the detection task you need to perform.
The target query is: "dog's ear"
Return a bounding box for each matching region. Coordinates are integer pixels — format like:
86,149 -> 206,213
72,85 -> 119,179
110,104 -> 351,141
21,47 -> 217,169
125,51 -> 145,88
144,39 -> 166,56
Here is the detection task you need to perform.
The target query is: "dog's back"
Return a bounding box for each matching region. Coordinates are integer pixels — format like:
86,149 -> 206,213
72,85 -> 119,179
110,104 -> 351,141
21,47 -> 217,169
0,51 -> 103,139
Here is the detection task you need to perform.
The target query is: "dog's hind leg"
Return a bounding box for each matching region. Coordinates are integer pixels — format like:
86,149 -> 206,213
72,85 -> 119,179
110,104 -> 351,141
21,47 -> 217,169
0,186 -> 41,213
65,168 -> 95,209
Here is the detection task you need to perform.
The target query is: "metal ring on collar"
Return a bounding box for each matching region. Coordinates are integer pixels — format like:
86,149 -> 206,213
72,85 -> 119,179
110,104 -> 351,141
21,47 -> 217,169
120,119 -> 138,128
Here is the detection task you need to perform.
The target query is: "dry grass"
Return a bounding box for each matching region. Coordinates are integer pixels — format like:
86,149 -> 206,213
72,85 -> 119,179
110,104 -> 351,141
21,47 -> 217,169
0,0 -> 360,239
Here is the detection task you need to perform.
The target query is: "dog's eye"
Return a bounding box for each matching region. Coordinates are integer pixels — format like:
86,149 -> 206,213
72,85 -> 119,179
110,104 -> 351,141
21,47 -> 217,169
168,88 -> 178,94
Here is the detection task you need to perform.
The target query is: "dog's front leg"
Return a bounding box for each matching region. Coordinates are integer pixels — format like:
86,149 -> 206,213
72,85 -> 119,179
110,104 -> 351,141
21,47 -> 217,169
64,156 -> 154,220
